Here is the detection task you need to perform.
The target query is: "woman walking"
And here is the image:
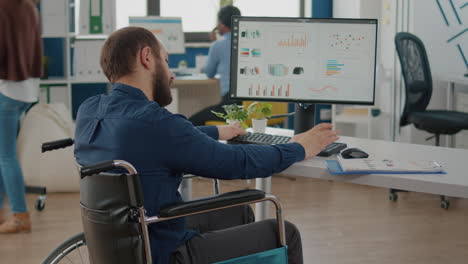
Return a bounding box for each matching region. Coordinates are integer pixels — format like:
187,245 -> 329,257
0,0 -> 42,233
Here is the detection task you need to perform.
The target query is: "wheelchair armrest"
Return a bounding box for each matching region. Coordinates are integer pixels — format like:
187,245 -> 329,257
159,189 -> 265,218
42,138 -> 74,153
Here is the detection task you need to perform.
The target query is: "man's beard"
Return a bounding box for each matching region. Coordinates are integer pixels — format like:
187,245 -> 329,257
152,68 -> 172,107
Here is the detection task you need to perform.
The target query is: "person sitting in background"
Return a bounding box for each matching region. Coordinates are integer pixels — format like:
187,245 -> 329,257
189,5 -> 241,126
0,0 -> 42,234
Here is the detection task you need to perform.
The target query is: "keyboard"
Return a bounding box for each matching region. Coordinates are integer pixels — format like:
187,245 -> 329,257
228,132 -> 291,145
227,132 -> 347,157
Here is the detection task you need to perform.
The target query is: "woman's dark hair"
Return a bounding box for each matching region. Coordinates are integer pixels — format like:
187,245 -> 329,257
218,5 -> 241,29
100,27 -> 161,83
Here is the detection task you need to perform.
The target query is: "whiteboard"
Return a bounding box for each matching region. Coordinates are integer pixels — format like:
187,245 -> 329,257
411,0 -> 468,81
129,16 -> 186,54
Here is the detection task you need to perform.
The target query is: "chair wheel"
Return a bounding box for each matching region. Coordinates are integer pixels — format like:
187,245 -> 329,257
440,200 -> 450,209
35,199 -> 45,211
389,193 -> 398,201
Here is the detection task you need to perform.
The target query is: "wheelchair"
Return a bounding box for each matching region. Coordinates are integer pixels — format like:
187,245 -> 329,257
41,140 -> 288,264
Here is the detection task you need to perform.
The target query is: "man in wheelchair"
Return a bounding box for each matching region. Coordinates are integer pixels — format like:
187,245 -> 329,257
74,27 -> 338,264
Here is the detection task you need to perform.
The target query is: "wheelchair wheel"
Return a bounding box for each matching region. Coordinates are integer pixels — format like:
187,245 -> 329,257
42,232 -> 88,264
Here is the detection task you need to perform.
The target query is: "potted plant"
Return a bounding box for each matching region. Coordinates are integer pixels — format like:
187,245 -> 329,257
247,102 -> 272,133
211,104 -> 250,129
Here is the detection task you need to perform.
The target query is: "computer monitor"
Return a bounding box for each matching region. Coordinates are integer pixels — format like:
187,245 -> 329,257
129,16 -> 186,54
230,17 -> 378,132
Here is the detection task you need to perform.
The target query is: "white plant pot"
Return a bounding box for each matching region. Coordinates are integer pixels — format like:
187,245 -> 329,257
226,119 -> 240,126
252,118 -> 267,133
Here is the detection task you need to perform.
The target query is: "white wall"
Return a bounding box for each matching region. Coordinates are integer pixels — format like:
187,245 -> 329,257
333,0 -> 361,18
410,0 -> 467,81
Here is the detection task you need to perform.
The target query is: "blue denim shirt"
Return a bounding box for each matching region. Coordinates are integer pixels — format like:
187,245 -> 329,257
74,83 -> 305,264
205,32 -> 231,96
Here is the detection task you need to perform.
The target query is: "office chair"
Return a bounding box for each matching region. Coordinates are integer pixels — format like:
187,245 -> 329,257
42,159 -> 287,264
25,185 -> 47,211
393,32 -> 468,209
20,103 -> 48,211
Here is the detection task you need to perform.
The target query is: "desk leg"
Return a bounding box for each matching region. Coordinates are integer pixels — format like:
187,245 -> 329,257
179,177 -> 192,201
255,176 -> 272,221
446,82 -> 455,147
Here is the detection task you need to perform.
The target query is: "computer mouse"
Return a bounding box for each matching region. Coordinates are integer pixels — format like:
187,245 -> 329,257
340,148 -> 369,159
293,67 -> 304,74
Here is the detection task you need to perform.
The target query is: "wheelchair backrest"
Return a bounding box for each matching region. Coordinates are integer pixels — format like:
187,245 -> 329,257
80,172 -> 147,264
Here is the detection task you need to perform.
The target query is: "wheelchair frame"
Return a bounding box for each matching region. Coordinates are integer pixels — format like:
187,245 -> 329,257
41,139 -> 287,264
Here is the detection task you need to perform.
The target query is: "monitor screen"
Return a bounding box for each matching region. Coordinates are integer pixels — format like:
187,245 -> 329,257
129,16 -> 186,54
230,17 -> 378,105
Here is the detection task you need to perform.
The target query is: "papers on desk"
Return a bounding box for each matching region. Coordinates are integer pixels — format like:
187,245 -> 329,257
325,157 -> 446,175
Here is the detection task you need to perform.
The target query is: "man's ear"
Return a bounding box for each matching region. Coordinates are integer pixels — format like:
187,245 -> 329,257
139,47 -> 153,70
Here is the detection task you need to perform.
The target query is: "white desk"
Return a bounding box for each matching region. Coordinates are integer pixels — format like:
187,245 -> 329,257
255,127 -> 468,220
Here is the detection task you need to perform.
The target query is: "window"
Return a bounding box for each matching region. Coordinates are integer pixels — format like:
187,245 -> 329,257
160,0 -> 301,32
116,0 -> 147,29
160,0 -> 218,32
235,0 -> 300,17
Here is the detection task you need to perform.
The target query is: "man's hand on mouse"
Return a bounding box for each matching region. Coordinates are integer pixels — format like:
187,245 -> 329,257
290,123 -> 339,160
217,123 -> 247,140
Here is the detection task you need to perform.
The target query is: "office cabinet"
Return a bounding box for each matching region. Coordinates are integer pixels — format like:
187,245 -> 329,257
40,0 -> 111,119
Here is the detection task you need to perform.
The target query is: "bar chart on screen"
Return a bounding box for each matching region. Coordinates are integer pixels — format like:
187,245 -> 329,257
277,33 -> 309,48
325,60 -> 344,76
247,83 -> 292,97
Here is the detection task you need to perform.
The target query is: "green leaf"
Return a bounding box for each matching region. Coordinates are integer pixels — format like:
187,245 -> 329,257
214,104 -> 249,122
262,108 -> 272,117
211,110 -> 226,119
246,102 -> 258,114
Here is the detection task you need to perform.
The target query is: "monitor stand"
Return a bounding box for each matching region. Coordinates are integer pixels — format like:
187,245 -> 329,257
294,103 -> 316,134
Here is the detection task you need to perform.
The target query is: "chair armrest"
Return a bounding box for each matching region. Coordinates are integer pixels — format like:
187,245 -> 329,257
159,189 -> 265,218
42,138 -> 74,153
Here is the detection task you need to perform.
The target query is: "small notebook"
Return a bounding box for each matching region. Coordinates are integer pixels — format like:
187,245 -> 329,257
325,157 -> 446,175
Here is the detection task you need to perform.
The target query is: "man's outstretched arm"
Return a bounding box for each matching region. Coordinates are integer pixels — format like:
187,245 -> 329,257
158,116 -> 305,180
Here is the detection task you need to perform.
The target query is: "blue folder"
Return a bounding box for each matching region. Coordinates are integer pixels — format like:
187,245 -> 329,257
325,160 -> 446,175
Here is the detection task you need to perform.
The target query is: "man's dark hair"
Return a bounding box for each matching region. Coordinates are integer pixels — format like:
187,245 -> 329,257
218,5 -> 241,29
100,27 -> 161,83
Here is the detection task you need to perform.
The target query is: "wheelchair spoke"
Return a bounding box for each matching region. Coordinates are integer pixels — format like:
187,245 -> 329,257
63,255 -> 74,264
77,246 -> 86,264
42,233 -> 88,264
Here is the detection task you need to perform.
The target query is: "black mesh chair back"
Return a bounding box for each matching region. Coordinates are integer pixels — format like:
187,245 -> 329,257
80,164 -> 146,264
395,32 -> 433,126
